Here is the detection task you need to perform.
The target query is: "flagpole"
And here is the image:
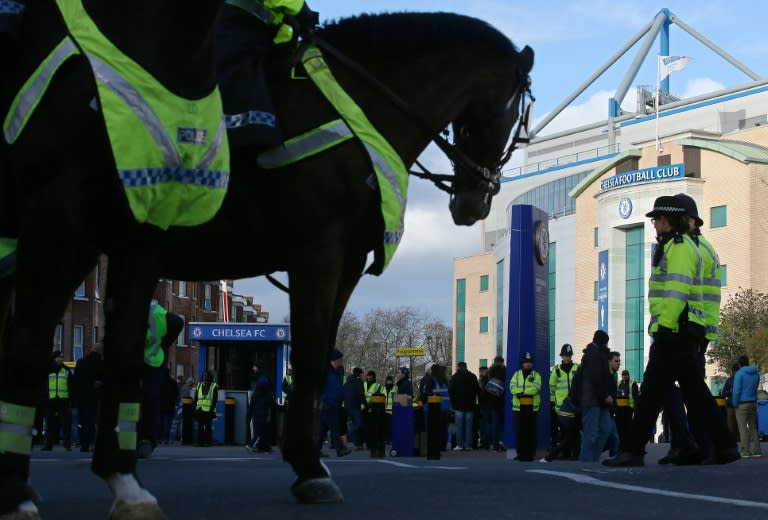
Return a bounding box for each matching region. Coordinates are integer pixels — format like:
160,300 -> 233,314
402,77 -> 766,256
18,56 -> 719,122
655,56 -> 661,152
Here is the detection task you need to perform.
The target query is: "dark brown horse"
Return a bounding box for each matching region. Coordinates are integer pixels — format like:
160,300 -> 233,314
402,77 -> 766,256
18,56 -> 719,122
0,7 -> 533,518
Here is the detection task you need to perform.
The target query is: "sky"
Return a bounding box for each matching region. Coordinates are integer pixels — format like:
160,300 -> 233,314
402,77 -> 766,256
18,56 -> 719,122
236,0 -> 768,324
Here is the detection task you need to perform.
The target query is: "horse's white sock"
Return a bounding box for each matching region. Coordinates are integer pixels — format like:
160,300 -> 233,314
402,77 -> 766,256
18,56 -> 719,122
106,473 -> 156,505
17,500 -> 38,513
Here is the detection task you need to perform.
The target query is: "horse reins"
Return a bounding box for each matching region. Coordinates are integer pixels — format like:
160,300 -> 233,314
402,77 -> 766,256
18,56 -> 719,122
303,33 -> 533,196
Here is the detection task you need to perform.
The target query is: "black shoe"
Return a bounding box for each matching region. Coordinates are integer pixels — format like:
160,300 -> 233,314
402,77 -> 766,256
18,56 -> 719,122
713,448 -> 741,465
674,447 -> 703,466
658,449 -> 680,465
603,451 -> 644,467
80,446 -> 90,453
337,447 -> 352,457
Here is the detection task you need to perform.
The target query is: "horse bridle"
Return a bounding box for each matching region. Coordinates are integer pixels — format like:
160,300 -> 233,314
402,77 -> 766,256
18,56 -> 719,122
306,34 -> 534,196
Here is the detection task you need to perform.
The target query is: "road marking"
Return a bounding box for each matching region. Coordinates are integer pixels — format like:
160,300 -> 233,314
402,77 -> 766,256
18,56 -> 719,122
528,470 -> 768,510
327,459 -> 466,470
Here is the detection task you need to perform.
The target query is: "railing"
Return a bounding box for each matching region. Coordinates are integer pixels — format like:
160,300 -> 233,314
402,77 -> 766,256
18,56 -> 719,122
503,143 -> 621,179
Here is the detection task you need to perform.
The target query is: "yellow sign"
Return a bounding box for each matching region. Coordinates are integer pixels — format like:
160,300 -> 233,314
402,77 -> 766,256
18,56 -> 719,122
395,347 -> 425,357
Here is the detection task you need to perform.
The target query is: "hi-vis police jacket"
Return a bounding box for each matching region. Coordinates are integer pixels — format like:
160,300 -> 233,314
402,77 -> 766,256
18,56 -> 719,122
696,234 -> 722,342
648,233 -> 706,336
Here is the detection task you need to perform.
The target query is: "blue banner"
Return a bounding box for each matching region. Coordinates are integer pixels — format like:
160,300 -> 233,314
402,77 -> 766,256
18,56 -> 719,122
598,250 -> 609,332
188,322 -> 290,342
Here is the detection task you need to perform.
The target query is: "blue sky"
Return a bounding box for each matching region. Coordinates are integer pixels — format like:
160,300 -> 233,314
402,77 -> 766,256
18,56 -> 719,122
236,1 -> 768,324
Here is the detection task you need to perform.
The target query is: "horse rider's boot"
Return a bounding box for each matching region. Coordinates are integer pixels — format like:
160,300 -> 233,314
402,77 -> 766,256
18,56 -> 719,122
106,473 -> 166,520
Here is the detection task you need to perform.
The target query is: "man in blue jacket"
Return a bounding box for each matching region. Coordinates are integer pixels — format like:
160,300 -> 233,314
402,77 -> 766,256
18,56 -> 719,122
317,350 -> 352,457
732,355 -> 762,457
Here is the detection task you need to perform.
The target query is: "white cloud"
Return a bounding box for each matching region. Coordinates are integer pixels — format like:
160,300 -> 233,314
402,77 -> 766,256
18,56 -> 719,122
682,77 -> 726,98
536,89 -> 639,136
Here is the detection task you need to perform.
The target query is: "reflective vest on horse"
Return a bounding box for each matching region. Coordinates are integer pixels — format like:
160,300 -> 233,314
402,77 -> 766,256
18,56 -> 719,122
3,0 -> 230,230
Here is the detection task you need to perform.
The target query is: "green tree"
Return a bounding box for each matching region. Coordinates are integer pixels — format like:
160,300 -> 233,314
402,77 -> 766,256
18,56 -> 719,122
707,289 -> 768,374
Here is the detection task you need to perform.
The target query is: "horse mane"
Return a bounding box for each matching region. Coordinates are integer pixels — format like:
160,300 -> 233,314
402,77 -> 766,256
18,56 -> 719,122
317,12 -> 520,62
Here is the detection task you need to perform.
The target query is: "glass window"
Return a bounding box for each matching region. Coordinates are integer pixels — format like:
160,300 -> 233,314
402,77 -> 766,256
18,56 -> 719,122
178,281 -> 187,297
594,281 -> 598,301
73,325 -> 84,361
548,242 -> 557,365
456,279 -> 466,362
721,265 -> 728,287
93,326 -> 98,345
479,316 -> 489,333
54,324 -> 63,351
74,282 -> 86,299
480,274 -> 489,292
479,358 -> 488,369
710,206 -> 727,228
496,260 -> 505,357
625,226 -> 645,381
594,227 -> 599,247
204,284 -> 212,311
94,264 -> 100,300
176,315 -> 186,345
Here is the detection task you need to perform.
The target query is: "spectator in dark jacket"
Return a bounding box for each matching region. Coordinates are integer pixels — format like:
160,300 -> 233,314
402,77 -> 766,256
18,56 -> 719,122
160,374 -> 179,444
487,356 -> 507,451
721,363 -> 740,435
72,343 -> 104,452
395,367 -> 413,396
449,362 -> 479,450
317,350 -> 352,457
579,330 -> 614,462
246,360 -> 275,453
343,367 -> 366,448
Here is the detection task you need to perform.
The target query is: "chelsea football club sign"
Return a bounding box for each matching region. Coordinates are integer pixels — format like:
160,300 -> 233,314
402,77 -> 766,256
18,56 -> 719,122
188,323 -> 290,342
600,163 -> 685,192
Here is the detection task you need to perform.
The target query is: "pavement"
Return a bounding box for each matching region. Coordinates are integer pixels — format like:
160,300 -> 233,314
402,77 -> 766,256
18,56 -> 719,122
26,442 -> 768,519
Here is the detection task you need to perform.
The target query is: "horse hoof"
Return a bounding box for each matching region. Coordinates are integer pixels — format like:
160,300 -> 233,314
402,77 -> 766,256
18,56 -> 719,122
290,478 -> 344,504
109,501 -> 167,520
0,501 -> 40,520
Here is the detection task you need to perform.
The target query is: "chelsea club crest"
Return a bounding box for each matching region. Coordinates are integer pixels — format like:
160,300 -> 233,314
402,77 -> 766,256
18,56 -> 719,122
618,197 -> 633,219
535,221 -> 549,265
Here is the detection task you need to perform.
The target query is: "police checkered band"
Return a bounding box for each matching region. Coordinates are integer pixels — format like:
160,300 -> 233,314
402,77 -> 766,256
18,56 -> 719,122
119,168 -> 229,189
225,110 -> 277,129
651,206 -> 685,213
0,1 -> 24,14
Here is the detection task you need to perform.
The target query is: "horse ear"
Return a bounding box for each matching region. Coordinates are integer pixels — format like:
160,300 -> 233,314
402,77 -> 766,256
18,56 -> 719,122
518,45 -> 534,74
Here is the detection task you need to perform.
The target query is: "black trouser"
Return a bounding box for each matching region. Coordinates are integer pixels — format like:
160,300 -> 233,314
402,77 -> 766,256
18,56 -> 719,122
78,404 -> 98,451
546,414 -> 580,460
628,333 -> 734,456
515,405 -> 536,460
45,398 -> 71,448
196,409 -> 214,446
615,406 -> 634,451
550,406 -> 561,448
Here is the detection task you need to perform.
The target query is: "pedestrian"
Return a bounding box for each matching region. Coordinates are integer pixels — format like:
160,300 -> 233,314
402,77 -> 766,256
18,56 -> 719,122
418,363 -> 436,406
72,343 -> 104,453
605,351 -> 621,457
486,356 -> 507,452
395,367 -> 413,396
281,366 -> 294,407
382,375 -> 396,444
246,360 -> 275,454
721,363 -> 740,435
509,352 -> 542,461
343,367 -> 365,449
317,349 -> 352,457
732,355 -> 762,458
478,365 -> 491,449
615,369 -> 639,451
194,371 -> 219,447
448,362 -> 479,451
605,196 -> 739,466
138,303 -> 184,458
577,330 -> 613,462
549,344 -> 578,449
363,370 -> 383,450
42,351 -> 72,451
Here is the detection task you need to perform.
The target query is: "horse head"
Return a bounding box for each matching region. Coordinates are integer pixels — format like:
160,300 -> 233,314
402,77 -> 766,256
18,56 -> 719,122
448,45 -> 534,226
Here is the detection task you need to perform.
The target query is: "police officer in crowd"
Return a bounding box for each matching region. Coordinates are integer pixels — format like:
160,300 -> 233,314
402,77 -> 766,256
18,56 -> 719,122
194,371 -> 219,447
605,196 -> 739,466
343,367 -> 365,449
549,344 -> 578,449
363,370 -> 383,449
43,351 -> 72,451
615,369 -> 639,450
382,375 -> 396,444
509,352 -> 542,461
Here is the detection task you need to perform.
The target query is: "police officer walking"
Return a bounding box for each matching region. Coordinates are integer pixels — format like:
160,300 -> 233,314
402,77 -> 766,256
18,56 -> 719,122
549,344 -> 578,449
509,352 -> 542,461
42,351 -> 72,451
615,369 -> 638,450
604,196 -> 739,466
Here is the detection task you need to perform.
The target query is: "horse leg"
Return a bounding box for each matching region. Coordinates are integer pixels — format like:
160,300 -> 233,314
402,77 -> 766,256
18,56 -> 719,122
90,250 -> 165,520
283,249 -> 367,504
0,212 -> 97,519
